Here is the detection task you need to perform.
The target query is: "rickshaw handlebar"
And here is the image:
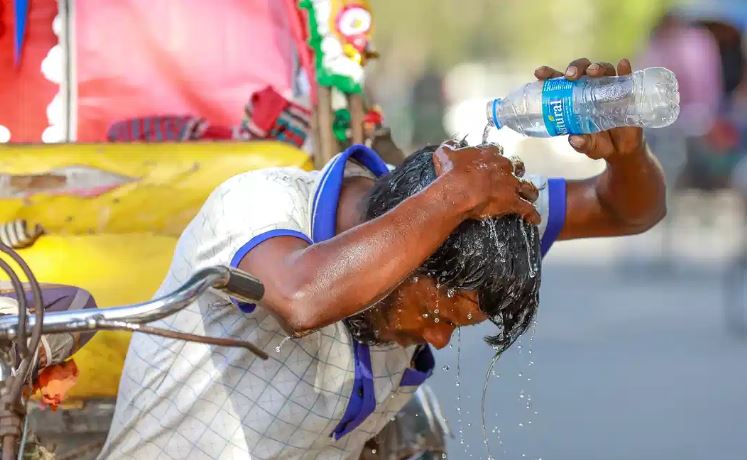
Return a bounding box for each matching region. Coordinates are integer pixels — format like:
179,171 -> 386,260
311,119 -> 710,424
0,266 -> 264,339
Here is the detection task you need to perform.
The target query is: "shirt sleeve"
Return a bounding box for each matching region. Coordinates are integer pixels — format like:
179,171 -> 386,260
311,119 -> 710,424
173,169 -> 312,311
527,175 -> 567,257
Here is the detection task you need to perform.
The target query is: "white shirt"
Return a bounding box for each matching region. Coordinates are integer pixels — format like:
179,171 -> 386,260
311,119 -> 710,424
99,146 -> 564,460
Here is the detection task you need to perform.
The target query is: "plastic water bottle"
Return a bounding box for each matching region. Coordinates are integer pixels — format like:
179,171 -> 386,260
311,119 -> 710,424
486,67 -> 680,137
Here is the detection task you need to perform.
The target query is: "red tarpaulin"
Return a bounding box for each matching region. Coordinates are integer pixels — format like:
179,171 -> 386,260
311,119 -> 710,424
0,0 -> 313,143
75,0 -> 311,142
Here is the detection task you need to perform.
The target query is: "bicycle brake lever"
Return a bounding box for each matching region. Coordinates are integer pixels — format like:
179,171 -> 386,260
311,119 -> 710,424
95,319 -> 269,360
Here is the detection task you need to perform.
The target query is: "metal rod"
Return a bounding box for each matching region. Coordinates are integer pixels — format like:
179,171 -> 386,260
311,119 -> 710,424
0,266 -> 230,338
94,320 -> 268,360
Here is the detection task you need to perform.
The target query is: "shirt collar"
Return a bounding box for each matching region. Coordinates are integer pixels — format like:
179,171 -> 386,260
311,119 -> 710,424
310,144 -> 390,243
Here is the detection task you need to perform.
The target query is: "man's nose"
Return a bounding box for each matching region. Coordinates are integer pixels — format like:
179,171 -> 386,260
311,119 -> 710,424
422,324 -> 455,349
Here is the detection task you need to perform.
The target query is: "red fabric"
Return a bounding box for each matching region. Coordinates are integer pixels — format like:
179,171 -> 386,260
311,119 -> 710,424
250,86 -> 291,133
0,0 -> 57,142
75,0 -> 306,142
201,124 -> 232,140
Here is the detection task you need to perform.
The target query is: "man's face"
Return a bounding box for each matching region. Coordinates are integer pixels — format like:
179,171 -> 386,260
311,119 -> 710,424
380,276 -> 487,349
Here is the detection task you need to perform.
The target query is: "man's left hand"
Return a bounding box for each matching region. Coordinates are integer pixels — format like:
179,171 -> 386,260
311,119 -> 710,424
534,57 -> 646,161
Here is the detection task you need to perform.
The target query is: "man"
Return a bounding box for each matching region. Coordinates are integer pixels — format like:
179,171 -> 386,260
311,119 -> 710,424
99,58 -> 666,459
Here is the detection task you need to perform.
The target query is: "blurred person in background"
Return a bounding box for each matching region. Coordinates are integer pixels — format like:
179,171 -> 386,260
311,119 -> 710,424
639,12 -> 723,189
410,63 -> 448,146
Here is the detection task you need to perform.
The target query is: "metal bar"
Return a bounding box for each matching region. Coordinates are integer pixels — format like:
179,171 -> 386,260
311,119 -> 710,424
0,266 -> 229,338
93,320 -> 268,360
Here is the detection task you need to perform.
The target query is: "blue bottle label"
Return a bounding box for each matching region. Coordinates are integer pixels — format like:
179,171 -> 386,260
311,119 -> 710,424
542,78 -> 584,136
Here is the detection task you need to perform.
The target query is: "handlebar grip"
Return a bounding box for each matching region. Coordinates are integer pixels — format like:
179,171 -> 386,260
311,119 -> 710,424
224,268 -> 264,303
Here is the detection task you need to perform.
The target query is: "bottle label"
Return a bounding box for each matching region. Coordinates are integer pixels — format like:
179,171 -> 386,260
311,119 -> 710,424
542,78 -> 583,136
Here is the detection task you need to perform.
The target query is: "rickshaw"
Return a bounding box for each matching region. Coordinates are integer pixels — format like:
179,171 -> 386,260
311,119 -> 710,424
0,0 -> 445,458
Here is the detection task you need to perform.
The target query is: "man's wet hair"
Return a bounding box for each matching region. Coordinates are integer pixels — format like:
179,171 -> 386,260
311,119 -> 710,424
365,142 -> 541,355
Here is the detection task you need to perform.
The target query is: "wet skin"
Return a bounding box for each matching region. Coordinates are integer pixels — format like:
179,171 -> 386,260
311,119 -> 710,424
367,276 -> 487,350
240,57 -> 667,341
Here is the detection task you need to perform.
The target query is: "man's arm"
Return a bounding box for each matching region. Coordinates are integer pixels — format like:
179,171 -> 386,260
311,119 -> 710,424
535,58 -> 667,240
241,144 -> 539,336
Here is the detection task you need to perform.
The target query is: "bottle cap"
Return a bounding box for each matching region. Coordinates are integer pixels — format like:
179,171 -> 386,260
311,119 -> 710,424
490,98 -> 503,129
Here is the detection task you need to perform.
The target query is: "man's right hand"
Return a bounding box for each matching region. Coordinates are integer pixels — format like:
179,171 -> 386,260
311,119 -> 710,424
432,142 -> 541,224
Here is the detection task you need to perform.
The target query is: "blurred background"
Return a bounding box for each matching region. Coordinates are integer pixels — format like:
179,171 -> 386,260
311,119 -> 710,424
367,1 -> 747,459
1,0 -> 747,459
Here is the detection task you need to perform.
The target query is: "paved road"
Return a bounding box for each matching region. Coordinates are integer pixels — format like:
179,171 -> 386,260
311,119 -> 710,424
429,243 -> 747,460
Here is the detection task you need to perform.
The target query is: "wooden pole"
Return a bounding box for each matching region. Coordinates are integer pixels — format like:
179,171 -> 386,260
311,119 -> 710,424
348,93 -> 365,145
315,86 -> 337,168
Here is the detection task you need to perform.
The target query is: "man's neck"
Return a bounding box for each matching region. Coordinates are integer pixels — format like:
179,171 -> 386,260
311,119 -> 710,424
336,176 -> 399,345
336,176 -> 375,234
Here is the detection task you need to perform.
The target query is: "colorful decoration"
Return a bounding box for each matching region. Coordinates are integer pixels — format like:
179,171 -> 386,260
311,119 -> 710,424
299,0 -> 376,94
332,108 -> 351,142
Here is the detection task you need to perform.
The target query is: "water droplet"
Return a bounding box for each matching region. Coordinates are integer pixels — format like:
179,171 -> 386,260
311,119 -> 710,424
528,420 -> 532,425
422,313 -> 429,318
521,454 -> 526,458
518,372 -> 523,378
456,382 -> 460,387
371,449 -> 377,454
434,317 -> 440,323
447,288 -> 456,298
519,393 -> 525,399
274,336 -> 291,353
467,313 -> 473,320
518,423 -> 524,428
434,309 -> 440,314
442,454 -> 447,459
442,365 -> 450,372
533,411 -> 539,415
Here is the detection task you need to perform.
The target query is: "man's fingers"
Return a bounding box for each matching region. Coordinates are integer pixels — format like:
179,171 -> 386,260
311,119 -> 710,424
587,61 -> 616,77
433,144 -> 457,176
515,198 -> 541,226
518,179 -> 539,203
569,134 -> 615,159
565,58 -> 592,80
534,66 -> 563,80
617,58 -> 633,76
510,156 -> 526,178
